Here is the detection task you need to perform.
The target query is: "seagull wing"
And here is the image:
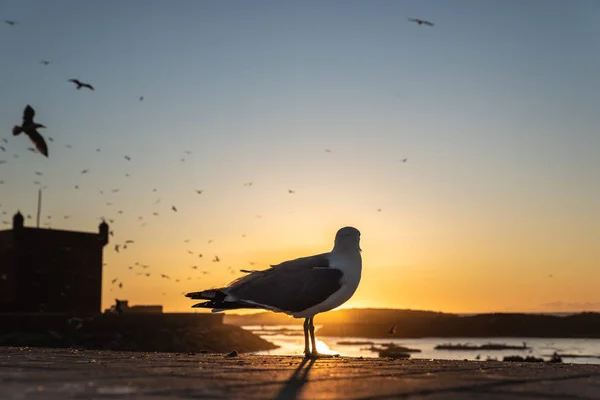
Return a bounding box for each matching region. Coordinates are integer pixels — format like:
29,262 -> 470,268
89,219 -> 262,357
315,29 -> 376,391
423,20 -> 434,26
215,253 -> 342,313
23,105 -> 35,125
27,130 -> 48,157
408,18 -> 420,23
83,83 -> 94,90
68,79 -> 81,85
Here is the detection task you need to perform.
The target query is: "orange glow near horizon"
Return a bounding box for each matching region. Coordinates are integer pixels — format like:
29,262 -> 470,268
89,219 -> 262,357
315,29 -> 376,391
97,201 -> 600,315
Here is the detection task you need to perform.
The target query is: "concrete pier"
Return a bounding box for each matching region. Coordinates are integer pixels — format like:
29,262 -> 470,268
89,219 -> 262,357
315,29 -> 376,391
1,347 -> 599,399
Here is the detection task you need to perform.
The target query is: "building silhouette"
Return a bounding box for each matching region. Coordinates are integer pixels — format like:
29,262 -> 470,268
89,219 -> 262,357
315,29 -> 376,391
0,211 -> 109,315
104,299 -> 163,314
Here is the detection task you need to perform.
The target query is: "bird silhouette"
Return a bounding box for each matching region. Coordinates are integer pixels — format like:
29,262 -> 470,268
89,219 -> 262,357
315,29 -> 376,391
4,20 -> 17,26
40,60 -> 51,65
68,79 -> 94,90
12,105 -> 49,157
408,18 -> 434,26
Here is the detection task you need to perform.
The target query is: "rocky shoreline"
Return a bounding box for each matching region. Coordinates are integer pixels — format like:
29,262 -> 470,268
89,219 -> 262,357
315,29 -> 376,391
0,313 -> 278,354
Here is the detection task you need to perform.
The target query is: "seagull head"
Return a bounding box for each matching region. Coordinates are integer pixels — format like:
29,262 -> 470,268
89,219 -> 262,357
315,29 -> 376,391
333,226 -> 361,253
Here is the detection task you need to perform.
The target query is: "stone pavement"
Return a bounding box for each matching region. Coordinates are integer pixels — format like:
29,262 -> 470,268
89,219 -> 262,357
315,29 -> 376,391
1,347 -> 600,399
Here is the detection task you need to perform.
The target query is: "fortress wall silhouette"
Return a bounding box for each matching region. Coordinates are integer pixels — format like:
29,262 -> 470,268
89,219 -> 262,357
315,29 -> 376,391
0,212 -> 109,315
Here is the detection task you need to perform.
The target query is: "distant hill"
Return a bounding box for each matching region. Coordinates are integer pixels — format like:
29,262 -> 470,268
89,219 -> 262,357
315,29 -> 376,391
224,308 -> 452,326
224,309 -> 600,338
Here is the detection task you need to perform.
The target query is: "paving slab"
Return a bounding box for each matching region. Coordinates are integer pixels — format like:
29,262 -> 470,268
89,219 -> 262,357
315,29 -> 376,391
1,347 -> 600,399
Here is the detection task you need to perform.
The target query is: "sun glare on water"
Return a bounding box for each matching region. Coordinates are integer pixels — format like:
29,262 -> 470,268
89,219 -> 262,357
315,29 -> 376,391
315,339 -> 337,355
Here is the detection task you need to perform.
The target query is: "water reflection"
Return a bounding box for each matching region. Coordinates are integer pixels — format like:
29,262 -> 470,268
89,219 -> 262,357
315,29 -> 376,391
245,325 -> 600,364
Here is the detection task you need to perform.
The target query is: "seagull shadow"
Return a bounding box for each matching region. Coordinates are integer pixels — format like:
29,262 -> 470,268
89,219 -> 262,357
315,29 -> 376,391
273,358 -> 316,400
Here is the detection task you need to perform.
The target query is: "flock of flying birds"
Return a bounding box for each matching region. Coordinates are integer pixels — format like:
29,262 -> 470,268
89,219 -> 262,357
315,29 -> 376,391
1,15 -> 427,301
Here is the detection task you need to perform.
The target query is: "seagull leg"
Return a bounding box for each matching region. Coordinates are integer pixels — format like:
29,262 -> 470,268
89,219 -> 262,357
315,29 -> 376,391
308,317 -> 338,358
303,318 -> 311,357
309,317 -> 318,356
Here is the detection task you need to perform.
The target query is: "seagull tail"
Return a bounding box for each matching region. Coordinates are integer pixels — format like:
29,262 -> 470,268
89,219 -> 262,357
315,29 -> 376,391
186,289 -> 262,311
191,300 -> 262,312
185,289 -> 221,300
12,126 -> 22,136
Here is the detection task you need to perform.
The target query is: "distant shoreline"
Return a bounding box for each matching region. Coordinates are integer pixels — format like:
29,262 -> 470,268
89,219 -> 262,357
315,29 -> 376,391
225,309 -> 600,339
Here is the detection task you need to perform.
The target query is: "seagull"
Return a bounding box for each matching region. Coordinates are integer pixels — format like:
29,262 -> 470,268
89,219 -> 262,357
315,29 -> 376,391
186,226 -> 362,358
12,105 -> 49,157
40,60 -> 51,65
68,79 -> 94,90
408,18 -> 434,27
4,20 -> 17,26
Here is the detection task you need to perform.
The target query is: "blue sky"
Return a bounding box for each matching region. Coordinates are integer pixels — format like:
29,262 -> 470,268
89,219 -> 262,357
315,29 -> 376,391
0,0 -> 599,313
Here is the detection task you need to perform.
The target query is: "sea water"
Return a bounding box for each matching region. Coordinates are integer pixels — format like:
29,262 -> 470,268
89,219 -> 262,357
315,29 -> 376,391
244,325 -> 600,364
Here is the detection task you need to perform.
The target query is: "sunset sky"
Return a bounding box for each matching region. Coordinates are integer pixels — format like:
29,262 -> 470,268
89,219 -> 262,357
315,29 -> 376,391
0,0 -> 598,314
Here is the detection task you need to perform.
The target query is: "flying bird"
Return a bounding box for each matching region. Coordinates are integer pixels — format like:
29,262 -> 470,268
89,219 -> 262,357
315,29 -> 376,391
4,20 -> 17,26
186,226 -> 362,358
40,60 -> 51,65
408,18 -> 434,26
12,105 -> 49,157
139,96 -> 144,102
68,79 -> 94,90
